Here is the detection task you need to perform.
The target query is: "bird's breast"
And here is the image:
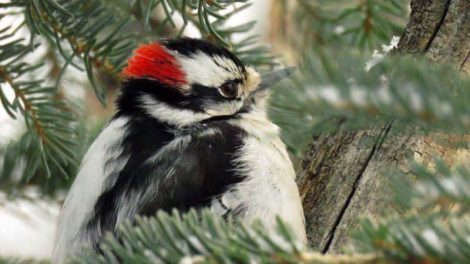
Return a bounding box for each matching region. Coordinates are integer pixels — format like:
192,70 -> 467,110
218,114 -> 307,243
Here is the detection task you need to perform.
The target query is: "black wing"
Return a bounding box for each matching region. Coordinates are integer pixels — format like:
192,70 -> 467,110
84,116 -> 245,248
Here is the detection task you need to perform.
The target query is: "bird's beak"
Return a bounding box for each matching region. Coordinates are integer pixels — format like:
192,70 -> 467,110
257,66 -> 296,91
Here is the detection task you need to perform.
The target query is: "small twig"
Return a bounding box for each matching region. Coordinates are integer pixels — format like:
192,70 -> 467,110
0,67 -> 45,140
37,10 -> 117,76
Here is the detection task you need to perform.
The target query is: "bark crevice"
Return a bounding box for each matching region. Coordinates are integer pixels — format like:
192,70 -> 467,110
424,0 -> 451,52
298,0 -> 469,251
321,123 -> 393,253
460,48 -> 470,71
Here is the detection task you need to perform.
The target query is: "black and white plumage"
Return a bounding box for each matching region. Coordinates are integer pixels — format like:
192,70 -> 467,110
52,38 -> 306,263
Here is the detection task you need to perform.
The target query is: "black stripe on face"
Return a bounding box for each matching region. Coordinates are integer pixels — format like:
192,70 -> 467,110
191,78 -> 244,102
191,84 -> 221,99
117,78 -> 207,115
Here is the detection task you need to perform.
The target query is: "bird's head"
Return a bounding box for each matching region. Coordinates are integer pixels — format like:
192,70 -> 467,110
118,38 -> 293,126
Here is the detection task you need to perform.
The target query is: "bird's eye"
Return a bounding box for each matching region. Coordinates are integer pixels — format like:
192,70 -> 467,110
219,81 -> 238,99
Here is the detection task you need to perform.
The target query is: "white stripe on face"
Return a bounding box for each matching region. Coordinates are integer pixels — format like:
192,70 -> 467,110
172,51 -> 245,88
141,95 -> 211,127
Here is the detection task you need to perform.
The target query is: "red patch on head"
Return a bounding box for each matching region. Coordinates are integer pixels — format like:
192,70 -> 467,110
122,43 -> 187,86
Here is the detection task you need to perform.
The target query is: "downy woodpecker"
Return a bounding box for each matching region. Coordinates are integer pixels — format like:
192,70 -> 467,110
52,38 -> 306,262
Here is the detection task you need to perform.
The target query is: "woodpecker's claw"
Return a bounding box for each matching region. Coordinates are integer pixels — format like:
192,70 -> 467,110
258,66 -> 296,91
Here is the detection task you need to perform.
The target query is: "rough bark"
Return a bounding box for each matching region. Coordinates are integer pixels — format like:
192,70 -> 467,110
296,0 -> 470,253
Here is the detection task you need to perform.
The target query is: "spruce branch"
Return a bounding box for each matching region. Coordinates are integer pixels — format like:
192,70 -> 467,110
356,214 -> 470,264
141,0 -> 248,45
271,48 -> 470,153
139,0 -> 277,69
0,257 -> 48,264
0,0 -> 276,195
21,0 -> 137,104
74,209 -> 384,264
0,34 -> 77,184
290,0 -> 408,51
354,159 -> 470,264
71,159 -> 470,263
393,159 -> 470,213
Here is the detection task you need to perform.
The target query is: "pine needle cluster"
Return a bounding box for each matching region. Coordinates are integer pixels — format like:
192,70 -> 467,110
0,1 -> 468,263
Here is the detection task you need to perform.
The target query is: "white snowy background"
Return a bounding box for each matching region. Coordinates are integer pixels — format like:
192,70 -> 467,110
0,0 -> 269,259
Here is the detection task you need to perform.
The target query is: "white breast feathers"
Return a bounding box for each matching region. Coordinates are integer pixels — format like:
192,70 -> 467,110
221,112 -> 307,244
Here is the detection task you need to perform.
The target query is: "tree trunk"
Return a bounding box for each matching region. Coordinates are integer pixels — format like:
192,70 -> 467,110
296,0 -> 470,253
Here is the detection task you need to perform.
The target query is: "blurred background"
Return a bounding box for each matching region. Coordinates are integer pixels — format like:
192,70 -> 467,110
0,0 -> 409,258
2,0 -> 469,262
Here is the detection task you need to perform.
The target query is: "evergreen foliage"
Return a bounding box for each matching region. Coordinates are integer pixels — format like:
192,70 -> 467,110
0,0 -> 273,195
286,0 -> 408,52
74,209 -> 379,264
75,210 -> 303,264
0,29 -> 79,193
354,159 -> 470,263
271,50 -> 470,153
0,0 -> 469,263
0,258 -> 47,264
75,158 -> 470,263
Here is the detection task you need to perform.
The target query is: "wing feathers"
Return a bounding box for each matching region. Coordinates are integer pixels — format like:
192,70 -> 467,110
85,119 -> 245,249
